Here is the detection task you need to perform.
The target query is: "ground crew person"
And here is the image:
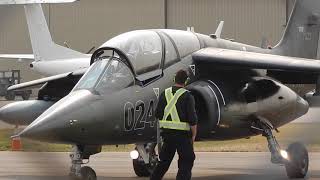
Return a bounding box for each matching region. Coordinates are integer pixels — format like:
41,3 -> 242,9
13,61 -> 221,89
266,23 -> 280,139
150,69 -> 198,180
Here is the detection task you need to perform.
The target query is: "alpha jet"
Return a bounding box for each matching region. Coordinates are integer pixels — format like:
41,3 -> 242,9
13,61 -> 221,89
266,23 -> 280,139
4,0 -> 320,179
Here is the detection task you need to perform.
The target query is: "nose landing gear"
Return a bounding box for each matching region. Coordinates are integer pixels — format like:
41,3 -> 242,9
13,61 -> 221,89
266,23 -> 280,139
252,119 -> 309,179
285,142 -> 309,178
69,145 -> 101,180
132,143 -> 159,177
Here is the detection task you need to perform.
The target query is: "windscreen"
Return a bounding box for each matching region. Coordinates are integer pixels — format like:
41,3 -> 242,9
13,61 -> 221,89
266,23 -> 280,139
73,60 -> 109,90
95,59 -> 134,94
73,57 -> 134,94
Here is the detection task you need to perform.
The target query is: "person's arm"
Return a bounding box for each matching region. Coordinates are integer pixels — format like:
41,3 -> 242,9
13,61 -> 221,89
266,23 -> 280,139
155,93 -> 165,151
186,92 -> 198,142
155,93 -> 165,120
191,125 -> 197,143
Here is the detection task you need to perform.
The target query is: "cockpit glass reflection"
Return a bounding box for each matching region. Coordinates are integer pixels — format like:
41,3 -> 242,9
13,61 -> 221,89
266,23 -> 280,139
73,57 -> 134,94
95,59 -> 134,94
73,60 -> 108,90
102,30 -> 162,75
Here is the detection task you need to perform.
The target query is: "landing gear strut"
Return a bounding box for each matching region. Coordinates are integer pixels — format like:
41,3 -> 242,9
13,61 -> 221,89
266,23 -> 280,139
69,145 -> 101,180
132,143 -> 158,177
253,119 -> 309,179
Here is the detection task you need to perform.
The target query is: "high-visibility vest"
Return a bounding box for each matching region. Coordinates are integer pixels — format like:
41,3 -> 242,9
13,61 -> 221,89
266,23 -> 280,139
159,87 -> 191,131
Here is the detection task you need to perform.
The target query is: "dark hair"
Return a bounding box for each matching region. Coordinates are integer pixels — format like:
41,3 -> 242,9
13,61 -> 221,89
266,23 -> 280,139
175,70 -> 189,84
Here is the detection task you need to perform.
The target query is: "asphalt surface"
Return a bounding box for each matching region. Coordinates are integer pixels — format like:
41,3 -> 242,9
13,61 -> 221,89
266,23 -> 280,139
0,152 -> 318,180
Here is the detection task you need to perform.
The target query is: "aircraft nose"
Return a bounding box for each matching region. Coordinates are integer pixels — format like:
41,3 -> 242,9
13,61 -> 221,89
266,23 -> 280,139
0,102 -> 26,125
296,96 -> 309,117
18,90 -> 97,143
0,100 -> 54,126
0,103 -> 19,125
18,119 -> 56,141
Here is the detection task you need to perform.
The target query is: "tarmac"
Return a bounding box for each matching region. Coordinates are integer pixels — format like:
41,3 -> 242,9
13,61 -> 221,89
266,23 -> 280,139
0,152 -> 318,180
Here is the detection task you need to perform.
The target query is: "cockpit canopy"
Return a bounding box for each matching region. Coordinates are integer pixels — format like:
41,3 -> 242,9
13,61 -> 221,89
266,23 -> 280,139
101,29 -> 201,75
101,30 -> 163,75
74,29 -> 201,95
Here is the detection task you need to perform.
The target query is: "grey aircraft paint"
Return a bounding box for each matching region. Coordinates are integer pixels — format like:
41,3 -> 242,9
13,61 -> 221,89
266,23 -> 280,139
13,25 -> 312,143
0,0 -> 316,144
0,100 -> 55,126
0,0 -> 318,179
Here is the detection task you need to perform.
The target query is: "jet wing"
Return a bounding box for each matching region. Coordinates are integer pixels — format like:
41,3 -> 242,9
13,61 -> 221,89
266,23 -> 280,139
8,68 -> 87,91
192,48 -> 320,72
0,54 -> 34,60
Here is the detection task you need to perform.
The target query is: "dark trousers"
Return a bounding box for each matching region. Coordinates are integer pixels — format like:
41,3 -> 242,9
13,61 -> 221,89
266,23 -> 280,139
150,134 -> 195,180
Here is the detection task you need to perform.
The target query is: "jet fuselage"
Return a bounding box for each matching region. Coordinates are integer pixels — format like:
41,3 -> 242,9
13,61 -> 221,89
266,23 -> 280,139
16,30 -> 309,145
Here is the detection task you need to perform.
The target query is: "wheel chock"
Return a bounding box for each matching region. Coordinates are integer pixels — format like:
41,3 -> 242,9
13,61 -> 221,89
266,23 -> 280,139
11,136 -> 22,151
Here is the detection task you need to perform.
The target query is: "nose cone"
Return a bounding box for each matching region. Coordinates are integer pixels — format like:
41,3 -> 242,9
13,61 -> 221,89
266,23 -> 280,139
296,96 -> 309,117
0,100 -> 54,126
18,90 -> 97,143
0,102 -> 24,125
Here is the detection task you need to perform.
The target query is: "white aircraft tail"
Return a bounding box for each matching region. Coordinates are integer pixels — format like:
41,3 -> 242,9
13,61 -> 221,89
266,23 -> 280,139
0,0 -> 87,61
24,4 -> 87,61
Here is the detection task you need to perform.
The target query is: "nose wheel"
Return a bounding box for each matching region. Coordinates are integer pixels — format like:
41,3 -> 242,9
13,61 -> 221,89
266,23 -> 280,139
285,142 -> 309,179
252,119 -> 309,179
78,166 -> 97,180
69,145 -> 101,180
132,143 -> 158,177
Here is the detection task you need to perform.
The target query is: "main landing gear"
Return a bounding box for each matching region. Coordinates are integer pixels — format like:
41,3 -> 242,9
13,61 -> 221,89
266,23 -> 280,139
131,143 -> 159,177
69,145 -> 101,180
252,119 -> 309,179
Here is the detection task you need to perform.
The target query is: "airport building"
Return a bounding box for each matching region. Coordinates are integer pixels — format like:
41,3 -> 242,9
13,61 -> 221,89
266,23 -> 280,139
0,0 -> 293,81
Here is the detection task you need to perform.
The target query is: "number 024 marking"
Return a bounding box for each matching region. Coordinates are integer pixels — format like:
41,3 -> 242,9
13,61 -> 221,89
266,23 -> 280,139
124,99 -> 155,131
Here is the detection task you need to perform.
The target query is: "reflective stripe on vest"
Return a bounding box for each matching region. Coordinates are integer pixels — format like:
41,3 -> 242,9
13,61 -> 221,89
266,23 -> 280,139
159,87 -> 190,131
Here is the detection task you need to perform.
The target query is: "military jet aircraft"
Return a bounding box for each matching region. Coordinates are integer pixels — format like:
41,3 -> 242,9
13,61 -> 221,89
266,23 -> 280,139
2,0 -> 320,179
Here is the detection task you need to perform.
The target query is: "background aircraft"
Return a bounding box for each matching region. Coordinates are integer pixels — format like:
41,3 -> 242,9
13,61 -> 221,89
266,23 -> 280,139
0,0 -> 90,76
2,0 -> 320,179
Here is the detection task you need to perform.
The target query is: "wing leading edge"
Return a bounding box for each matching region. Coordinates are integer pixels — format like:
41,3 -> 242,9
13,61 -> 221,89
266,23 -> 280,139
0,54 -> 34,60
192,48 -> 320,72
8,68 -> 87,91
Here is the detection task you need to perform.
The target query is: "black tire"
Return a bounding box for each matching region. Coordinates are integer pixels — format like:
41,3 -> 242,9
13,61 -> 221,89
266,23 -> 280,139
285,142 -> 309,179
21,93 -> 30,100
80,166 -> 97,180
133,158 -> 151,177
5,92 -> 15,101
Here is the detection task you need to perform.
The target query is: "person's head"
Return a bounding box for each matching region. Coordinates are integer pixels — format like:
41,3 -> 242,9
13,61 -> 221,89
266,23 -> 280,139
174,69 -> 189,87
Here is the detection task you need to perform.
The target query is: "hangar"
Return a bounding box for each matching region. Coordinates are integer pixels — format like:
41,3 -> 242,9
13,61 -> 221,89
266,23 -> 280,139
0,0 -> 293,81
